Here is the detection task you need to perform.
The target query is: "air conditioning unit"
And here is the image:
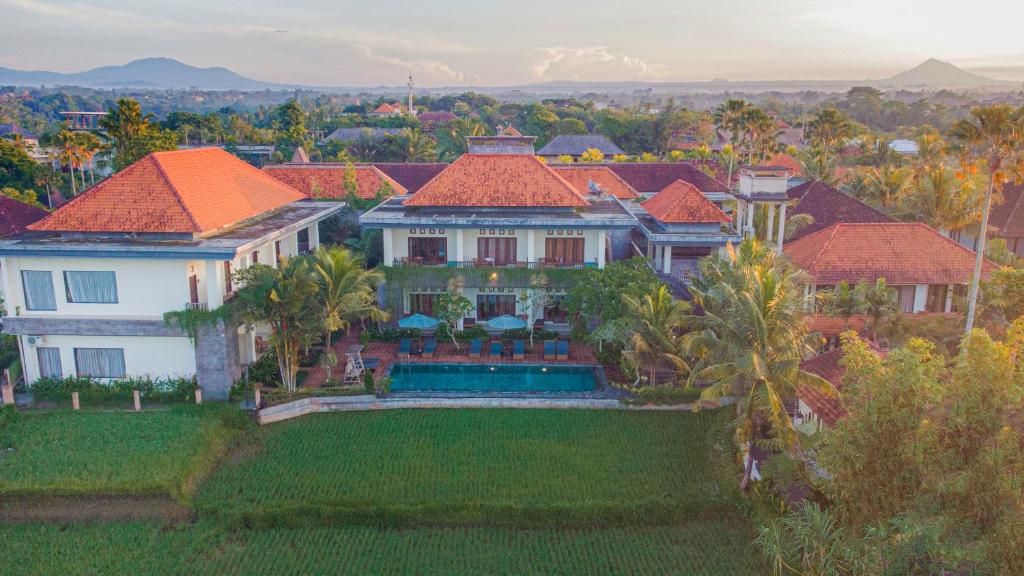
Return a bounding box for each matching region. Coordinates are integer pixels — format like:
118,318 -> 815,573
25,336 -> 46,346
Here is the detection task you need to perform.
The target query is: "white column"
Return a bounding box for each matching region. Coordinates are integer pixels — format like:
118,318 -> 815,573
662,245 -> 672,275
205,260 -> 225,308
308,223 -> 320,251
454,229 -> 465,262
245,329 -> 256,364
776,202 -> 787,254
654,245 -> 663,271
382,228 -> 394,265
766,203 -> 776,243
945,284 -> 954,313
527,229 -> 536,263
597,230 -> 607,268
912,284 -> 928,313
745,201 -> 755,238
646,239 -> 653,261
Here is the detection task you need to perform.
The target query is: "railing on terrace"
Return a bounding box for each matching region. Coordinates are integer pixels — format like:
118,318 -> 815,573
185,302 -> 210,311
390,258 -> 598,270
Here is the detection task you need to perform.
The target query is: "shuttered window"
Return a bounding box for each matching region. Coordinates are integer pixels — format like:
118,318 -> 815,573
21,270 -> 56,311
544,238 -> 585,265
477,237 -> 517,265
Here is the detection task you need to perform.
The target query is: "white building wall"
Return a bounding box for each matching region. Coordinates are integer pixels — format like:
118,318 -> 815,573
20,334 -> 196,382
385,227 -> 604,266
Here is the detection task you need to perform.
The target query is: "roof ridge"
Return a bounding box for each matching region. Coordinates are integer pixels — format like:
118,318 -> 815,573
151,151 -> 203,233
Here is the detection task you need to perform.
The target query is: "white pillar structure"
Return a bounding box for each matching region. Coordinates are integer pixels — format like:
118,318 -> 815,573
597,230 -> 607,268
204,259 -> 225,309
308,223 -> 320,251
745,201 -> 755,238
526,229 -> 536,263
654,245 -> 663,271
662,245 -> 672,276
646,239 -> 653,262
766,203 -> 776,243
454,229 -> 465,261
776,202 -> 787,254
382,228 -> 394,264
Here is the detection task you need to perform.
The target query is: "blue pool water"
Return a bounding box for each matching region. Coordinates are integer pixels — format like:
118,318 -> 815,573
388,363 -> 598,393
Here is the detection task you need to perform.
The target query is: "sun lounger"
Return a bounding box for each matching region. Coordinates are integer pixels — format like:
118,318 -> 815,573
513,340 -> 525,360
489,340 -> 503,358
543,340 -> 556,360
468,339 -> 482,358
557,339 -> 569,360
397,338 -> 411,359
422,338 -> 436,359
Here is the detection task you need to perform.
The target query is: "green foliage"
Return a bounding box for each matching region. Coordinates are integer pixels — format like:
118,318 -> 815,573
1,186 -> 45,208
195,410 -> 739,528
0,138 -> 44,191
363,370 -> 375,394
435,322 -> 487,341
100,98 -> 178,170
499,327 -> 557,342
261,385 -> 367,407
980,265 -> 1024,326
0,335 -> 21,372
163,305 -> 234,344
564,257 -> 663,327
628,386 -> 702,405
365,325 -> 421,342
29,375 -> 198,404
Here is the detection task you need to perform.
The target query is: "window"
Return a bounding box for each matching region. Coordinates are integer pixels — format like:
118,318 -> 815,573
74,348 -> 126,378
224,261 -> 233,295
21,270 -> 56,311
64,271 -> 118,303
895,285 -> 916,313
476,294 -> 516,321
297,228 -> 310,253
409,293 -> 437,316
407,237 -> 447,264
544,238 -> 585,265
37,347 -> 62,379
477,237 -> 517,265
251,250 -> 259,264
926,284 -> 949,313
274,240 -> 282,262
188,275 -> 199,304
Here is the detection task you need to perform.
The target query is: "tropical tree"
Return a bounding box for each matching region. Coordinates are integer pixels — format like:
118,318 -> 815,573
100,98 -> 177,169
311,246 -> 388,351
516,274 -> 551,347
439,118 -> 486,160
739,107 -> 778,165
820,281 -> 865,325
686,239 -> 835,489
75,131 -> 104,187
388,129 -> 436,162
860,278 -> 897,340
621,285 -> 690,386
579,148 -> 605,163
1,187 -> 45,209
948,105 -> 1024,333
717,143 -> 740,185
915,132 -> 946,164
756,503 -> 858,576
434,276 -> 474,350
864,164 -> 911,209
795,146 -> 839,185
56,129 -> 81,195
806,108 -> 852,169
713,99 -> 749,146
900,162 -> 981,232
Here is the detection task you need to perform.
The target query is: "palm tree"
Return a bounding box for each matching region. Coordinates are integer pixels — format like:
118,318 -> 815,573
821,281 -> 866,325
439,118 -> 486,160
622,285 -> 691,386
864,164 -> 911,209
56,130 -> 81,196
859,278 -> 897,341
739,107 -> 778,165
74,132 -> 104,187
310,246 -> 388,351
717,144 -> 740,184
795,147 -> 839,185
915,132 -> 946,165
713,99 -> 749,147
806,108 -> 852,168
948,105 -> 1024,333
902,163 -> 981,232
389,129 -> 436,162
686,239 -> 835,490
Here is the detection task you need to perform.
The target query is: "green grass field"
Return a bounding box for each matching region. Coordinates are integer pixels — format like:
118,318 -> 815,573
0,518 -> 766,576
0,406 -> 242,499
196,409 -> 738,527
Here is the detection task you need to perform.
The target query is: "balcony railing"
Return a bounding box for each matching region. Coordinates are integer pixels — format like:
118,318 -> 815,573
185,302 -> 209,311
390,258 -> 598,270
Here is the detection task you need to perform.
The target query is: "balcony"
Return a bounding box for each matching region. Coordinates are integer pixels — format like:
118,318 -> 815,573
185,302 -> 210,311
390,258 -> 598,270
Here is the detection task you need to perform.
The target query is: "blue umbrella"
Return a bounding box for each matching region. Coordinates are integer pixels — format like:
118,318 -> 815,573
487,315 -> 528,330
398,313 -> 440,329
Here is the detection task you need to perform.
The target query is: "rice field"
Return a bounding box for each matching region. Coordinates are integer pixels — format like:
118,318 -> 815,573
196,409 -> 738,527
0,406 -> 240,499
0,518 -> 767,576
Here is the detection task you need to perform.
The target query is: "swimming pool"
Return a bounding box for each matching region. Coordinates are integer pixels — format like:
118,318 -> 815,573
388,363 -> 598,393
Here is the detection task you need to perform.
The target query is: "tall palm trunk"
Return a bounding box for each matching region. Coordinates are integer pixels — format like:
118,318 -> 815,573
68,163 -> 77,195
79,161 -> 86,190
964,170 -> 996,334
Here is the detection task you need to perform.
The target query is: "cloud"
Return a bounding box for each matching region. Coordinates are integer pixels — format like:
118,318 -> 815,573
531,46 -> 671,81
356,45 -> 478,84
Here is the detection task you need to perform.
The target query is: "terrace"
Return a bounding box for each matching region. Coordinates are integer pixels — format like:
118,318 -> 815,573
389,257 -> 598,269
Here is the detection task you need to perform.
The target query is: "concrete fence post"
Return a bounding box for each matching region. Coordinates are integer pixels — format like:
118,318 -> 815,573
1,383 -> 13,407
72,391 -> 80,410
133,389 -> 141,412
194,389 -> 203,404
253,385 -> 262,410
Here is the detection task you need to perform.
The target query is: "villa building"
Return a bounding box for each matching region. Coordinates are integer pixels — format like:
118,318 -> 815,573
784,222 -> 995,314
786,180 -> 893,240
0,148 -> 342,399
536,134 -> 625,161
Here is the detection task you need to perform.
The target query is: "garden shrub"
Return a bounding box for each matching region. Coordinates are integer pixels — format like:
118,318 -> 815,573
247,351 -> 282,387
29,376 -> 198,404
436,323 -> 487,341
366,325 -> 421,342
628,386 -> 702,405
363,370 -> 375,394
500,328 -> 558,342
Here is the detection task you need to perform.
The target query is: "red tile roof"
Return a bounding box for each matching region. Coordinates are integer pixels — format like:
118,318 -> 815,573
788,181 -> 893,240
641,180 -> 731,224
608,162 -> 731,195
784,222 -> 996,285
402,154 -> 588,208
373,163 -> 448,193
990,181 -> 1024,238
798,348 -> 848,426
0,194 -> 48,237
499,125 -> 522,136
767,152 -> 802,175
807,315 -> 868,338
551,165 -> 638,200
374,103 -> 402,114
262,164 -> 407,199
29,148 -> 304,235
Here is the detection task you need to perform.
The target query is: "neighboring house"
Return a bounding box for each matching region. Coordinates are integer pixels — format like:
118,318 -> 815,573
784,222 -> 996,314
0,195 -> 48,238
263,164 -> 407,200
0,148 -> 342,399
0,123 -> 49,164
888,139 -> 919,155
370,102 -> 405,117
372,163 -> 449,194
949,182 -> 1023,257
359,133 -> 636,325
793,347 -> 848,430
537,134 -> 625,161
787,180 -> 893,240
607,162 -> 731,199
550,166 -> 638,200
321,127 -> 404,144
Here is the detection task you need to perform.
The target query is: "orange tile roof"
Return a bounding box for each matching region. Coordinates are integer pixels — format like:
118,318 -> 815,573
29,148 -> 304,235
402,154 -> 588,208
551,165 -> 638,199
374,102 -> 401,113
263,164 -> 407,199
640,180 -> 731,224
798,348 -> 848,426
767,152 -> 802,175
499,125 -> 522,136
784,222 -> 996,285
807,314 -> 867,338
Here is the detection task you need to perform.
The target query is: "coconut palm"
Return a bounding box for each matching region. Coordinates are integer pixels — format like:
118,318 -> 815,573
806,108 -> 852,169
439,118 -> 486,160
622,285 -> 690,386
713,99 -> 749,147
388,129 -> 436,162
948,105 -> 1024,333
901,163 -> 981,233
74,132 -> 104,187
915,132 -> 947,165
310,246 -> 388,351
864,164 -> 911,209
686,239 -> 835,490
796,147 -> 839,186
860,278 -> 897,341
739,107 -> 778,165
56,130 -> 81,196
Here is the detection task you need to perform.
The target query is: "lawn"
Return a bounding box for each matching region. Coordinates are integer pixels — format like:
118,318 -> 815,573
196,409 -> 738,527
0,518 -> 766,576
0,406 -> 244,499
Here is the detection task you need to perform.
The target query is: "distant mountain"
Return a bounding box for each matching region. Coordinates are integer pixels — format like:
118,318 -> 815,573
0,58 -> 294,90
965,65 -> 1024,83
883,58 -> 1002,88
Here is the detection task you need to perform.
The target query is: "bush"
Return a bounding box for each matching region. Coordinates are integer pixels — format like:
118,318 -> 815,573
500,328 -> 558,342
262,386 -> 368,407
29,376 -> 198,404
595,341 -> 624,366
247,351 -> 282,387
627,386 -> 702,406
434,323 -> 488,341
366,325 -> 421,342
0,335 -> 19,372
298,347 -> 324,368
363,370 -> 375,394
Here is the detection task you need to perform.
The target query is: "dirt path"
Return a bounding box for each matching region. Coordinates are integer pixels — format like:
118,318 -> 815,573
0,494 -> 192,523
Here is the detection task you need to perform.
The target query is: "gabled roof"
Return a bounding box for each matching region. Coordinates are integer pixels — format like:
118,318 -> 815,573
402,154 -> 588,208
537,134 -> 625,156
374,102 -> 402,113
0,195 -> 48,237
608,162 -> 731,195
29,148 -> 304,235
784,222 -> 996,285
798,348 -> 848,427
262,164 -> 406,199
990,181 -> 1024,238
499,125 -> 523,136
290,147 -> 310,164
322,127 -> 404,143
766,152 -> 802,175
551,165 -> 638,200
372,163 -> 448,194
641,180 -> 731,224
788,181 -> 893,240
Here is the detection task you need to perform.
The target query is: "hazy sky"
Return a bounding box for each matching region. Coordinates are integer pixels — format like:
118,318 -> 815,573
2,0 -> 1023,86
